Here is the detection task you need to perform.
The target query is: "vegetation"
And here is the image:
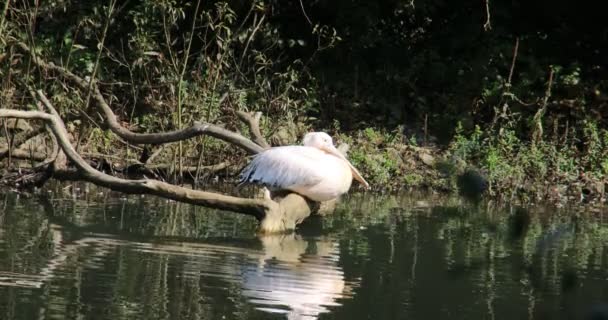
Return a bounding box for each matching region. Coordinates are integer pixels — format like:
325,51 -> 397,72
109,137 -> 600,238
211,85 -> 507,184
1,0 -> 608,203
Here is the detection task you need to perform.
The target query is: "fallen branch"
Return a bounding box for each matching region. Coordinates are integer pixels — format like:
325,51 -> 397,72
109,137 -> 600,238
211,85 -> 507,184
0,103 -> 315,233
5,41 -> 325,232
236,110 -> 271,149
13,41 -> 264,155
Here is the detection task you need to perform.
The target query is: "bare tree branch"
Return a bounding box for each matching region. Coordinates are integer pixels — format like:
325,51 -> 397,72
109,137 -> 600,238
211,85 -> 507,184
0,107 -> 264,213
0,103 -> 316,233
13,41 -> 265,155
4,42 -> 324,233
236,110 -> 271,149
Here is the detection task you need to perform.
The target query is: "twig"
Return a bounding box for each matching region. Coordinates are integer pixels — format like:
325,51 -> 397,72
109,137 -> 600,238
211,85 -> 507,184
239,13 -> 266,67
531,68 -> 554,145
299,0 -> 313,26
2,119 -> 12,167
506,37 -> 519,89
541,69 -> 554,110
483,0 -> 492,31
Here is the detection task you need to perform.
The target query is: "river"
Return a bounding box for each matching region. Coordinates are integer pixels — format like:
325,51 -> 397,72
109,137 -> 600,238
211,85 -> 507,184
1,188 -> 607,320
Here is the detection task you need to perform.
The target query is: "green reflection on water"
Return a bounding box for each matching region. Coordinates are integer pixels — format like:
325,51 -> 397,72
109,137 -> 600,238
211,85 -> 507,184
1,190 -> 608,320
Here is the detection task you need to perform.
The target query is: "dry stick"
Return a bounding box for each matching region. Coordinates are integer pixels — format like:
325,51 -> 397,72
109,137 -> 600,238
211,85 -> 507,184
239,13 -> 266,67
483,0 -> 492,31
491,38 -> 521,132
13,41 -> 264,154
2,120 -> 11,167
506,37 -> 519,89
62,22 -> 83,76
146,145 -> 165,164
234,1 -> 256,38
532,69 -> 554,145
299,0 -> 313,26
503,39 -> 536,106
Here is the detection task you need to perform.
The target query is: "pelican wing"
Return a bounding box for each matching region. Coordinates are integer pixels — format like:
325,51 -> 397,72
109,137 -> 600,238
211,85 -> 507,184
239,146 -> 324,189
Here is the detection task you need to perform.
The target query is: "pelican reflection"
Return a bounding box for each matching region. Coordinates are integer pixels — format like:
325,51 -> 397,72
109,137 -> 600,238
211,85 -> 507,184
242,234 -> 357,319
1,225 -> 357,320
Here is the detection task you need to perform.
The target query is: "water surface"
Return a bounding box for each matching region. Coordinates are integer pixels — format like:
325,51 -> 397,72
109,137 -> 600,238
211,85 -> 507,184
1,189 -> 608,320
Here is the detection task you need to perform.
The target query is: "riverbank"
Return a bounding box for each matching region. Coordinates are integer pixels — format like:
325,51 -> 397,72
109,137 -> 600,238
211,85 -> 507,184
2,122 -> 605,207
336,125 -> 607,205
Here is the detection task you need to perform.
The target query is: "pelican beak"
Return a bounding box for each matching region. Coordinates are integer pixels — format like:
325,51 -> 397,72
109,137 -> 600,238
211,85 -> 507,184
323,145 -> 370,189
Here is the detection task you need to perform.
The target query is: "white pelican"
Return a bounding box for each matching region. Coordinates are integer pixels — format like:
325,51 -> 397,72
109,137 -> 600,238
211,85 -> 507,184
239,132 -> 369,201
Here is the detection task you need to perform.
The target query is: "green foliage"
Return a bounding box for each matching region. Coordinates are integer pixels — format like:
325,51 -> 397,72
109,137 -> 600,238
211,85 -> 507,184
2,0 -> 608,199
338,130 -> 402,187
451,123 -> 483,161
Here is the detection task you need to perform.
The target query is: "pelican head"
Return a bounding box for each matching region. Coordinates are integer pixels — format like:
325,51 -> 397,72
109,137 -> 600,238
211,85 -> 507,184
302,132 -> 370,189
303,132 -> 335,149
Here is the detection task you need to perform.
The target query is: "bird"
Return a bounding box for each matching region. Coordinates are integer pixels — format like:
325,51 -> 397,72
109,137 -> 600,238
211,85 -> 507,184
239,132 -> 369,202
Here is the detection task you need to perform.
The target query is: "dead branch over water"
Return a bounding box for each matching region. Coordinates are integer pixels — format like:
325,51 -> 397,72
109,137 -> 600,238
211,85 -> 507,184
0,41 -> 321,233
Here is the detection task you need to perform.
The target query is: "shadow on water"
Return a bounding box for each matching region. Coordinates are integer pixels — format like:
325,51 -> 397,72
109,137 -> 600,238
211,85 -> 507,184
1,189 -> 608,320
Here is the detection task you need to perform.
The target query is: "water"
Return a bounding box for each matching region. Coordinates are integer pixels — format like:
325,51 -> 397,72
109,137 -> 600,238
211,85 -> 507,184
1,189 -> 608,320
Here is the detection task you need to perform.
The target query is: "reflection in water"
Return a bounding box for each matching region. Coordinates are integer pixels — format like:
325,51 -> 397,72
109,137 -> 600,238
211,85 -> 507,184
242,235 -> 354,319
2,192 -> 608,320
0,195 -> 354,320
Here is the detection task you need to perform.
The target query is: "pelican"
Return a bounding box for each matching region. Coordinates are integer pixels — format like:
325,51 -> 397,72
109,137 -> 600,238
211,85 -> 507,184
239,132 -> 369,201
